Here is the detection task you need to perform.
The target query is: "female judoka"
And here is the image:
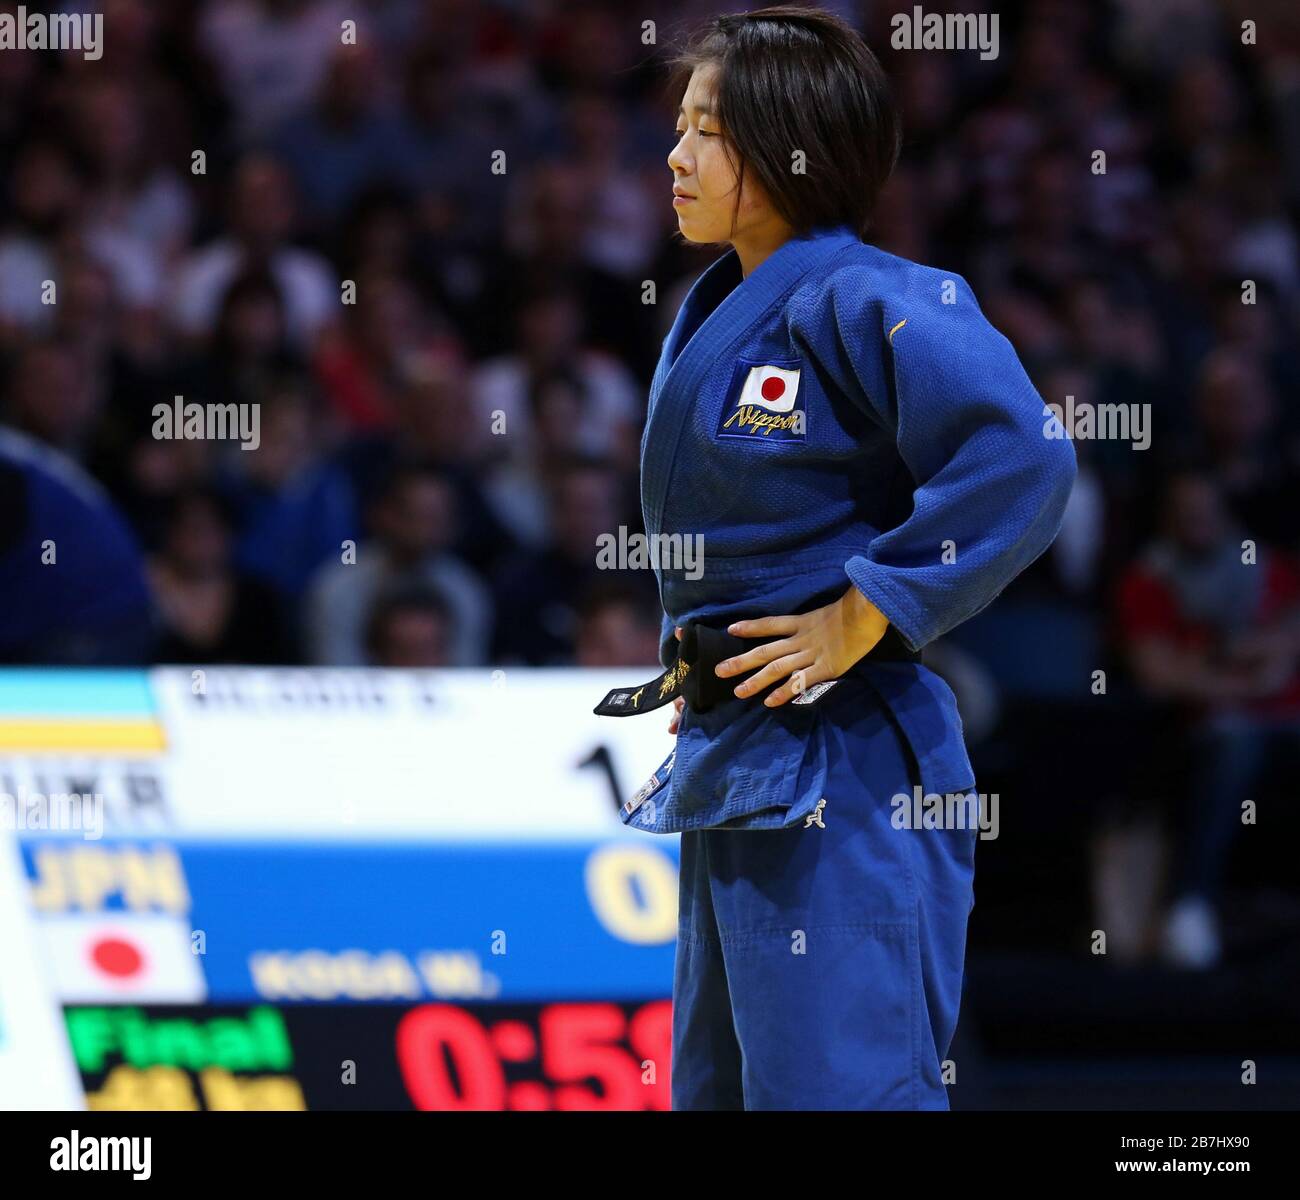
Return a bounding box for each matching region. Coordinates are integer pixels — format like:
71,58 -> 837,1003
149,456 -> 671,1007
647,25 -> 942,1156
601,6 -> 1076,1110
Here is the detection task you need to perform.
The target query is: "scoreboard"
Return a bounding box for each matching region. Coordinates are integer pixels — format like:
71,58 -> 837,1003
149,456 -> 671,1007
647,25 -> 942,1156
0,667 -> 679,1111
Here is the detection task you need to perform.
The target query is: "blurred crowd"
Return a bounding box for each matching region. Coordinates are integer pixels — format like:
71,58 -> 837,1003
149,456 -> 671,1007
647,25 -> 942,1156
1,1 -> 1299,962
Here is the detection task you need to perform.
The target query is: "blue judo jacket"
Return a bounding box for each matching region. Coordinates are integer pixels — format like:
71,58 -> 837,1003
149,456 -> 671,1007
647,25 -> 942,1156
626,225 -> 1076,834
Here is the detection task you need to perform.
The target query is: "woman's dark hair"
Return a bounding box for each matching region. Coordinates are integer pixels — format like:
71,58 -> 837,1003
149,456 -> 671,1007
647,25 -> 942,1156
671,5 -> 900,240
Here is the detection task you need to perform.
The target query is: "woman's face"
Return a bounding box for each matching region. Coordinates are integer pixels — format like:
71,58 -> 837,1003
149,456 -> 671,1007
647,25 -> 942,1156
668,64 -> 775,245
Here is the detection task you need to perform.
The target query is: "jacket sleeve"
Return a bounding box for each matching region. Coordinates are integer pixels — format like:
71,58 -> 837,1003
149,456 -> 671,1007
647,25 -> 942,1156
658,607 -> 676,669
831,269 -> 1077,651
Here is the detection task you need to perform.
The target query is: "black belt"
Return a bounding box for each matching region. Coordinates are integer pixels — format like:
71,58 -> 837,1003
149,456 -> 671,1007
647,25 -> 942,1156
593,621 -> 918,717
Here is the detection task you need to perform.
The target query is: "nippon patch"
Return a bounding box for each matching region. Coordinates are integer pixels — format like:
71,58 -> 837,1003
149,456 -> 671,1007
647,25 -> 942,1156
717,360 -> 806,442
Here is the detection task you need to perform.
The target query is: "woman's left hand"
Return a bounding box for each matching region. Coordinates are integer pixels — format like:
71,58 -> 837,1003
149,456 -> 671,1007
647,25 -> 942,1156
717,586 -> 891,707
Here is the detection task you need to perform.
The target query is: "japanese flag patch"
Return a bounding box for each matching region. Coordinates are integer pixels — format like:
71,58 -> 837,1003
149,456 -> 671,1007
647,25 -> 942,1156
717,360 -> 806,441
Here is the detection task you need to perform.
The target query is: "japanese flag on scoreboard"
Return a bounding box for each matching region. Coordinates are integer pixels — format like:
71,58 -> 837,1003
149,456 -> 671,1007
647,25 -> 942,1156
38,914 -> 206,1003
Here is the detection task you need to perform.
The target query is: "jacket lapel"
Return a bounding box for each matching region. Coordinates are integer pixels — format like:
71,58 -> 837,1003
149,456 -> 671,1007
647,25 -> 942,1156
640,225 -> 863,541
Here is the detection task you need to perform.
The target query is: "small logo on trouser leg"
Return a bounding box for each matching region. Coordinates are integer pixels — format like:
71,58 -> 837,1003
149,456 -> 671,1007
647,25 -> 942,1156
804,798 -> 827,829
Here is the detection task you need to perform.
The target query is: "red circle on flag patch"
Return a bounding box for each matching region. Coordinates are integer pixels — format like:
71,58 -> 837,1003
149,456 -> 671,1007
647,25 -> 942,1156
91,936 -> 144,978
760,377 -> 786,401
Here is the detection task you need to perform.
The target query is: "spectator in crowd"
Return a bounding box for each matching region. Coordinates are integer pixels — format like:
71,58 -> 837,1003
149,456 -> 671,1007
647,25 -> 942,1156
386,45 -> 504,254
574,580 -> 664,669
304,462 -> 490,665
2,337 -> 100,461
168,153 -> 338,350
1031,360 -> 1114,599
0,138 -> 84,335
199,0 -> 354,143
98,414 -> 216,555
65,75 -> 195,313
335,351 -> 520,579
473,165 -> 655,372
1116,470 -> 1300,968
192,267 -> 302,413
272,43 -> 408,230
474,282 -> 640,548
1179,348 -> 1300,549
491,456 -> 654,666
148,488 -> 292,664
313,268 -> 460,433
555,88 -> 660,279
364,584 -> 453,668
216,382 -> 357,601
50,255 -> 121,407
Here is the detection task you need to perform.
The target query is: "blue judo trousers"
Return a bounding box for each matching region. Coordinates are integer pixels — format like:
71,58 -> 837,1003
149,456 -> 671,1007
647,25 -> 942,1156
671,674 -> 977,1110
616,226 -> 1076,1110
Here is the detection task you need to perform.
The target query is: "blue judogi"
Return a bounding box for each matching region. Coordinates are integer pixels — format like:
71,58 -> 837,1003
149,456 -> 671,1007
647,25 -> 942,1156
624,226 -> 1076,1108
672,674 -> 977,1109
